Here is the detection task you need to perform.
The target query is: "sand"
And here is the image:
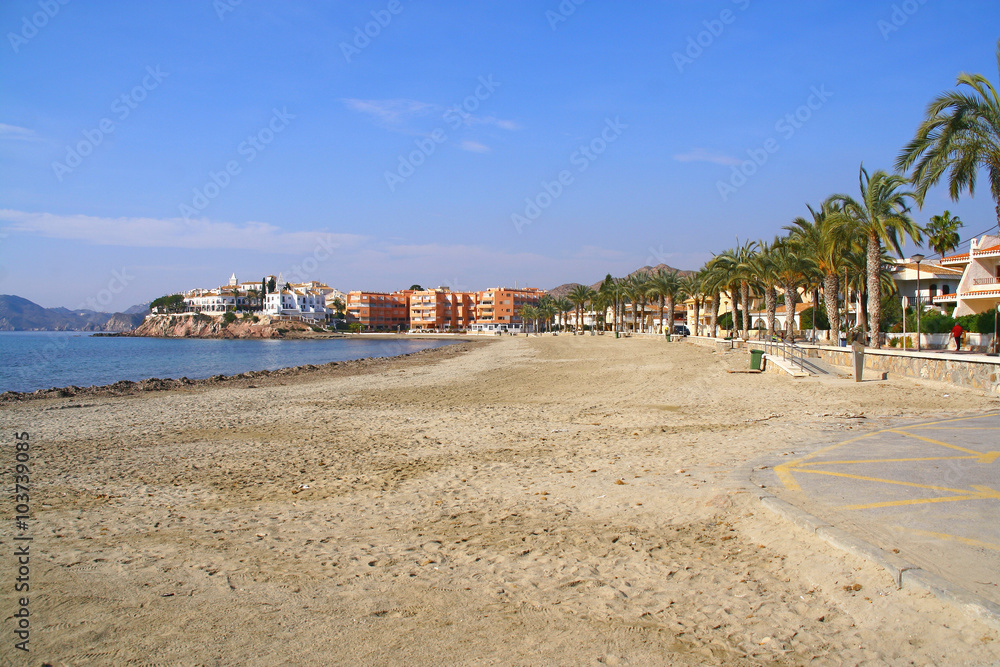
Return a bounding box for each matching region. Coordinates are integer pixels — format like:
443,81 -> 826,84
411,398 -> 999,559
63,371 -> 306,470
2,335 -> 1000,665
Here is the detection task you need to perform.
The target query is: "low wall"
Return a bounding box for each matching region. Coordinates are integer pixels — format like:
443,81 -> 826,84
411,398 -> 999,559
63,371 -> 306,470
809,345 -> 1000,395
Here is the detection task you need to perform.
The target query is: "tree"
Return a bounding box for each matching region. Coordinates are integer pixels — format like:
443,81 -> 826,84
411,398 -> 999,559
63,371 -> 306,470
567,284 -> 596,332
769,239 -> 816,340
750,240 -> 779,338
680,271 -> 704,336
786,201 -> 849,340
150,294 -> 185,313
267,277 -> 276,293
409,284 -> 424,291
830,165 -> 922,348
896,39 -> 1000,228
648,268 -> 681,335
557,297 -> 574,331
924,210 -> 963,257
520,304 -> 539,333
331,297 -> 346,318
708,250 -> 743,338
598,274 -> 618,332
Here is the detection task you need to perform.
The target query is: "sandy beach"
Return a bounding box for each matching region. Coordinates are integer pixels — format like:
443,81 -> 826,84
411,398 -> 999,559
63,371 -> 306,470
3,335 -> 1000,665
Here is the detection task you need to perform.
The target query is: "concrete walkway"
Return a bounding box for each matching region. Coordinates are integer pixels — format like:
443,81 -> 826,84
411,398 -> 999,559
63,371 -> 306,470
750,413 -> 1000,624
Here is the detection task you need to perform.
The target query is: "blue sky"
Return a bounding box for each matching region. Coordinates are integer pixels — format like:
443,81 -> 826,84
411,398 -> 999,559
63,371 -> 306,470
1,1 -> 999,309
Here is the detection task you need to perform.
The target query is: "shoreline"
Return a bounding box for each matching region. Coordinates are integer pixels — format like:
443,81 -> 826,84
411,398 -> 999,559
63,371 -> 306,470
0,338 -> 485,404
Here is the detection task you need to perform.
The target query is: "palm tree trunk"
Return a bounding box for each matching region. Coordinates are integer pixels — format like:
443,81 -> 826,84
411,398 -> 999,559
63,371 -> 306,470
658,297 -> 665,335
783,280 -> 798,340
866,232 -> 882,348
740,282 -> 750,339
823,273 -> 840,343
765,285 -> 777,337
666,296 -> 675,338
710,293 -> 720,337
693,297 -> 701,336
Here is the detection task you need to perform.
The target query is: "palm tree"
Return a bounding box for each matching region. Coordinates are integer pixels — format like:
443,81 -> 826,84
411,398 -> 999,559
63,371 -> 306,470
557,297 -> 574,331
750,240 -> 779,338
647,268 -> 680,335
591,289 -> 611,332
701,260 -> 726,337
785,201 -> 849,342
896,39 -> 1000,228
567,284 -> 596,333
598,274 -> 617,332
769,239 -> 816,340
680,271 -> 704,336
925,210 -> 963,257
539,300 -> 558,332
830,165 -> 922,348
708,249 -> 743,338
629,272 -> 651,332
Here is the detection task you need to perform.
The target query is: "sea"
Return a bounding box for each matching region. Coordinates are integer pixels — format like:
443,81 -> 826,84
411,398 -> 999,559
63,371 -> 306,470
0,331 -> 458,394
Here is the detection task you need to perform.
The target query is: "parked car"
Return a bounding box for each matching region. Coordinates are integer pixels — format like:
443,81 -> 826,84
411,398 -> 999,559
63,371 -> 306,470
673,325 -> 690,337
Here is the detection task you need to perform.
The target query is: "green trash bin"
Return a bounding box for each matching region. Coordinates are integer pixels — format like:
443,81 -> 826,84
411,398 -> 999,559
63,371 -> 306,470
750,349 -> 764,370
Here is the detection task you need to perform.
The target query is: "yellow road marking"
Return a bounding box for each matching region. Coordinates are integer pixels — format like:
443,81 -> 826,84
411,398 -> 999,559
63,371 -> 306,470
840,495 -> 984,510
794,455 -> 979,467
776,429 -> 893,492
793,469 -> 971,494
891,526 -> 1000,551
886,429 -> 983,455
918,426 -> 1000,430
978,451 -> 1000,464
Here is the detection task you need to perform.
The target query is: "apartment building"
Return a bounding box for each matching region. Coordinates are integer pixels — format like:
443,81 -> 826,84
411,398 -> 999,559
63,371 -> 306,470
409,288 -> 477,331
936,233 -> 1000,316
346,290 -> 413,331
471,287 -> 544,332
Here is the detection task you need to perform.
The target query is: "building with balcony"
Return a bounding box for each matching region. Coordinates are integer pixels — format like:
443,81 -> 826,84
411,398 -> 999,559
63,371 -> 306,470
409,288 -> 477,331
470,287 -> 544,332
936,234 -> 1000,316
346,290 -> 413,331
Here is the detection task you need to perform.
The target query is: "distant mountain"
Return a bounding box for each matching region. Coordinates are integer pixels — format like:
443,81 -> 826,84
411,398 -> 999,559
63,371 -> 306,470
547,264 -> 695,297
124,302 -> 151,314
0,295 -> 146,332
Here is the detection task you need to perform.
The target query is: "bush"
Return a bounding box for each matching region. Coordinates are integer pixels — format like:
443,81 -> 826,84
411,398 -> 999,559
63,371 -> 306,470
799,306 -> 830,330
251,315 -> 260,323
223,312 -> 237,323
956,311 -> 997,334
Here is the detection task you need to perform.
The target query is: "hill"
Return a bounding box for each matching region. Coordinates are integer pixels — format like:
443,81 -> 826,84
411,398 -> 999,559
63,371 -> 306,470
0,295 -> 146,331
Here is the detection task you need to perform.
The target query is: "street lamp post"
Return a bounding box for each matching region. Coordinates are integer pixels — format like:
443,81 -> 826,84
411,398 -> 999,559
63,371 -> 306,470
912,254 -> 925,352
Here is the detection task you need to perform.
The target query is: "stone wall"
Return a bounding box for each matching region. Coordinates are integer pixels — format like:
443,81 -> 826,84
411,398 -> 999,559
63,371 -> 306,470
813,345 -> 1000,395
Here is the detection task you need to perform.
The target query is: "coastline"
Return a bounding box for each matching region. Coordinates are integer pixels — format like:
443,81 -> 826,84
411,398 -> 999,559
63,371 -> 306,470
4,336 -> 999,663
0,338 -> 483,404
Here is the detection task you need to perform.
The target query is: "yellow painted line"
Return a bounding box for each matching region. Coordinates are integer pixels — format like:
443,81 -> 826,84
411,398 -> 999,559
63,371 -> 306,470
777,429 -> 898,491
886,429 -> 983,455
840,495 -> 983,510
773,463 -> 800,491
918,426 -> 1000,430
901,413 -> 1000,428
793,468 -> 971,494
978,451 -> 1000,464
891,526 -> 1000,551
971,485 -> 1000,499
794,455 -> 978,467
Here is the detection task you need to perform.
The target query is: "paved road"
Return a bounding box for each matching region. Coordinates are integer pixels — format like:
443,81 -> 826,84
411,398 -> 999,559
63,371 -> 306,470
752,413 -> 1000,606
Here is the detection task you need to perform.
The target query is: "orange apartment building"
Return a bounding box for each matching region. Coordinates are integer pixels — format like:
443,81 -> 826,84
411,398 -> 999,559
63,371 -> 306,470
472,287 -> 544,332
409,288 -> 477,331
345,290 -> 412,331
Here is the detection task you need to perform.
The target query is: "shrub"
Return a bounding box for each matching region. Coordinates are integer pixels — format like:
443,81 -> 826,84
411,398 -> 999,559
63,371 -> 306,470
956,311 -> 997,334
223,312 -> 237,323
799,306 -> 830,330
251,315 -> 260,323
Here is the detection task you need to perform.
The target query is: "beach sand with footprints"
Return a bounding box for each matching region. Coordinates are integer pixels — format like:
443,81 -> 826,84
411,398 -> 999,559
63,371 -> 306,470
3,335 -> 1000,665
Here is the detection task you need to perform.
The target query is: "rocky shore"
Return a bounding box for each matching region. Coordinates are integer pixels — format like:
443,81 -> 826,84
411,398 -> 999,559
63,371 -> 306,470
126,312 -> 326,339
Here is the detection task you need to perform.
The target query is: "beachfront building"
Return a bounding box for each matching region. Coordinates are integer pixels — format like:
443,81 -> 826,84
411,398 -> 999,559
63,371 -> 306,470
175,273 -> 331,322
262,286 -> 329,322
889,258 -> 962,314
469,287 -> 544,333
409,288 -> 477,331
936,233 -> 1000,316
346,290 -> 413,331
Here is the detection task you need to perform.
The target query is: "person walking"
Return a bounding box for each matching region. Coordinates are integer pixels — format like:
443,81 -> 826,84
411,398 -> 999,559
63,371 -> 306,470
951,322 -> 964,351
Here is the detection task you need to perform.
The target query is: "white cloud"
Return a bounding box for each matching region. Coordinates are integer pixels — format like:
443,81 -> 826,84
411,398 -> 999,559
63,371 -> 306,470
0,123 -> 39,141
459,140 -> 490,153
341,98 -> 436,127
0,209 -> 366,254
673,148 -> 740,166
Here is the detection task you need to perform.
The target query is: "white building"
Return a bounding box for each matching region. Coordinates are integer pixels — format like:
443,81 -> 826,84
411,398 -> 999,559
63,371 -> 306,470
935,234 -> 1000,316
889,258 -> 962,312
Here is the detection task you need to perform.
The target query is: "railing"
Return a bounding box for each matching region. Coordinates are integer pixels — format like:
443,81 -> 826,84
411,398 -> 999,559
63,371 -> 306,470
755,338 -> 829,375
972,277 -> 1000,286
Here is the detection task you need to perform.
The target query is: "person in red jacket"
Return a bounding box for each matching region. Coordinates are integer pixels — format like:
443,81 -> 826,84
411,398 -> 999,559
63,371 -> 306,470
951,323 -> 964,351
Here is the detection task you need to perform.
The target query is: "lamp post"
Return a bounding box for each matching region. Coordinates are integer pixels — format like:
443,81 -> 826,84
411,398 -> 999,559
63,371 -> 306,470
912,254 -> 924,352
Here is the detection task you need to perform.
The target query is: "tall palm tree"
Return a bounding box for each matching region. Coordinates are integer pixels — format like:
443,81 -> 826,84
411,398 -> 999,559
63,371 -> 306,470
647,268 -> 680,335
750,240 -> 779,338
631,272 -> 652,332
598,274 -> 617,332
785,201 -> 849,341
567,284 -> 596,333
539,300 -> 558,332
830,165 -> 922,348
701,259 -> 727,338
769,239 -> 815,340
520,304 -> 539,333
925,210 -> 963,257
591,289 -> 611,332
708,249 -> 743,338
896,38 -> 1000,228
680,271 -> 704,336
557,297 -> 573,331
734,240 -> 758,339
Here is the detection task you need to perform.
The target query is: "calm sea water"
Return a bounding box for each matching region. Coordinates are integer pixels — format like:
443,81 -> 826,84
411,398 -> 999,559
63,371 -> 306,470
0,332 -> 457,394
